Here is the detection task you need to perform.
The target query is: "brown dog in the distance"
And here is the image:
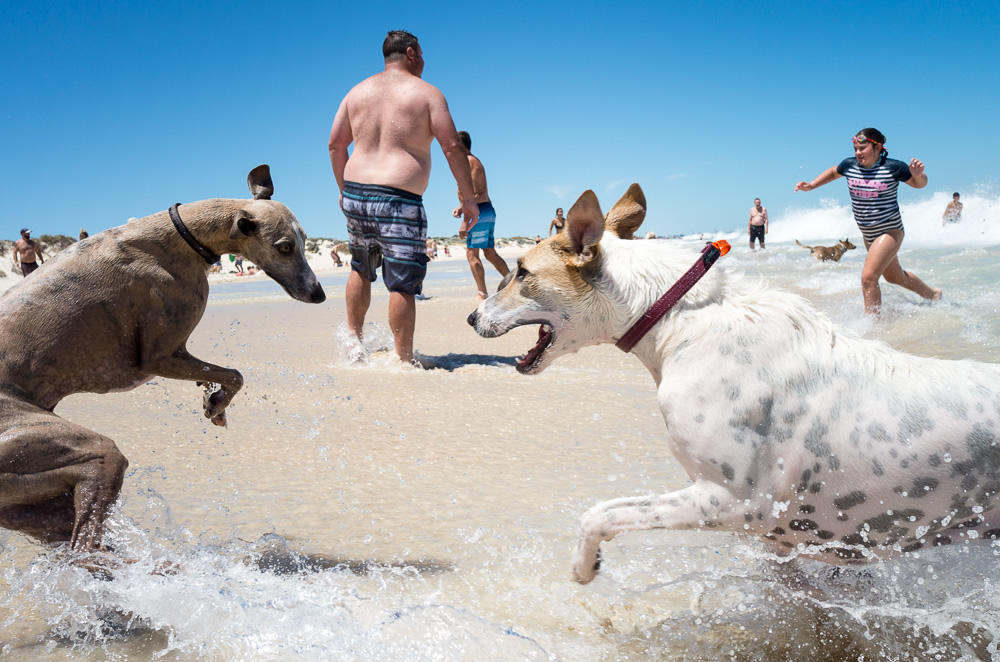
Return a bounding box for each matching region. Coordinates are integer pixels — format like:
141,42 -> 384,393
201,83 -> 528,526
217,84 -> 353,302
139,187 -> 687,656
0,165 -> 325,558
795,238 -> 856,262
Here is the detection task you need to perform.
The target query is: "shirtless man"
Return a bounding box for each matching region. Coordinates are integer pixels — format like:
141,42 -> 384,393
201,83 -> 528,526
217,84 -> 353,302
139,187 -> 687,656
328,30 -> 478,364
943,192 -> 963,226
451,131 -> 509,299
748,198 -> 768,249
12,228 -> 44,277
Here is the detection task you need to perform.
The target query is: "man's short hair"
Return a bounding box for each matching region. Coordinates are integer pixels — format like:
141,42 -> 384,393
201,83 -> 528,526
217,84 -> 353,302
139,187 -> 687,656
383,30 -> 419,61
457,131 -> 471,150
953,192 -> 961,198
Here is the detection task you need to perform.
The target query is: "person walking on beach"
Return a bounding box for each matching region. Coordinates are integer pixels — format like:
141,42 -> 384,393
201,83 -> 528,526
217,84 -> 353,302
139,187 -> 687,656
748,198 -> 768,249
12,228 -> 44,277
451,130 -> 509,299
943,192 -> 963,225
794,127 -> 942,315
549,208 -> 565,236
328,30 -> 479,364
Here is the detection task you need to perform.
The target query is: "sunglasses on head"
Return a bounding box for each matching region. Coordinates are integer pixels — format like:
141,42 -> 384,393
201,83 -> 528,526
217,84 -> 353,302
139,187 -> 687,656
852,135 -> 881,148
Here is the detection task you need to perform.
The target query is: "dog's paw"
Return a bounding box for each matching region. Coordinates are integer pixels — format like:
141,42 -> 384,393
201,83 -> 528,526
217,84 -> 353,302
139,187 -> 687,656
202,385 -> 232,425
209,411 -> 227,427
571,546 -> 601,584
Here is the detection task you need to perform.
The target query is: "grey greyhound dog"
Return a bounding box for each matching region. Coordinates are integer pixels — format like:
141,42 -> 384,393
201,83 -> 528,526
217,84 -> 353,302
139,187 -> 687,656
0,165 -> 325,556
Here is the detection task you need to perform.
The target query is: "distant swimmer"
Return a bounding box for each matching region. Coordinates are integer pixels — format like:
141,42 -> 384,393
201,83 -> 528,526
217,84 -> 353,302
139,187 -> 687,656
943,192 -> 963,226
794,127 -> 941,315
747,197 -> 768,249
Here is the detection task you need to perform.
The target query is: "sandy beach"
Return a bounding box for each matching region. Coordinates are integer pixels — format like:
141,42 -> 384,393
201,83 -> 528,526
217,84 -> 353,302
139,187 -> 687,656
3,235 -> 1000,660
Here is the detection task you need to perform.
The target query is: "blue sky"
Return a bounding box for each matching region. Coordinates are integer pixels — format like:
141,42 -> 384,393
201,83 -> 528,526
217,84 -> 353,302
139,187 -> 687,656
3,1 -> 998,241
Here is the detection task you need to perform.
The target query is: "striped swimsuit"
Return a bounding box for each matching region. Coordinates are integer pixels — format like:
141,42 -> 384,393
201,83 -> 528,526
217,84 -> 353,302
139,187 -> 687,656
836,156 -> 912,243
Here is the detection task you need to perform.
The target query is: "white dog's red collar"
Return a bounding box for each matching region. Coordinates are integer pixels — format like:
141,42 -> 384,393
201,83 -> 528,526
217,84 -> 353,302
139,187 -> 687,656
615,240 -> 731,353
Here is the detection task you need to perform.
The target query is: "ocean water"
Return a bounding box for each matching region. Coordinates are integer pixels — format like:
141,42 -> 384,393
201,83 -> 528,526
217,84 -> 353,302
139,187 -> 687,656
2,194 -> 1000,661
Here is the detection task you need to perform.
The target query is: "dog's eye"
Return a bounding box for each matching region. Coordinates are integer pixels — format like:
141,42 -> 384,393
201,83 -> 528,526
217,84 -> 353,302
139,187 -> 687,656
516,265 -> 529,281
277,242 -> 293,254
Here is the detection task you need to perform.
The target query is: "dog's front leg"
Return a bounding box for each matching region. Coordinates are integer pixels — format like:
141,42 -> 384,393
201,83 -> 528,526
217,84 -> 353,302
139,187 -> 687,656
572,481 -> 742,584
147,351 -> 244,427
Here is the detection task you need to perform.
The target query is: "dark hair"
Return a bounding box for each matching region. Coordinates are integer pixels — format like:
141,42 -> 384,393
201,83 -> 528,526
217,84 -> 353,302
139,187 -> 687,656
856,127 -> 888,158
457,130 -> 471,150
383,30 -> 419,61
953,192 -> 960,197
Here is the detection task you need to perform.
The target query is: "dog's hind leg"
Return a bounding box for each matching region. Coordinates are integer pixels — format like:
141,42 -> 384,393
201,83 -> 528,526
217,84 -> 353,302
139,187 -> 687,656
144,350 -> 244,426
572,480 -> 743,584
0,406 -> 128,552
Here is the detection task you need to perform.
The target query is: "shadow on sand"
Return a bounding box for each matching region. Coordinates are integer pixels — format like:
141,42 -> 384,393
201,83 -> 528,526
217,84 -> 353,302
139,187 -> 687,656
414,353 -> 520,371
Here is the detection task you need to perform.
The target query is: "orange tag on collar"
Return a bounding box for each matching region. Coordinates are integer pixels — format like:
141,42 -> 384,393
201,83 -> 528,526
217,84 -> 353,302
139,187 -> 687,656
712,240 -> 731,256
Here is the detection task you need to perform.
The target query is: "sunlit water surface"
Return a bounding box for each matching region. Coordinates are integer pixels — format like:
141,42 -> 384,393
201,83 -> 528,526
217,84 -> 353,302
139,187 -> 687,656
3,194 -> 1000,661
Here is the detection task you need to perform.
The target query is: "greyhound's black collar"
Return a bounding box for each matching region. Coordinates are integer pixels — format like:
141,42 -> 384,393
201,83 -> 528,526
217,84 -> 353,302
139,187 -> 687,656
169,203 -> 220,265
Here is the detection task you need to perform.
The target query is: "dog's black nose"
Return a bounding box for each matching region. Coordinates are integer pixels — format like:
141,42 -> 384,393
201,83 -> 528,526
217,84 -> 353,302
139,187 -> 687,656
467,311 -> 477,327
310,285 -> 326,304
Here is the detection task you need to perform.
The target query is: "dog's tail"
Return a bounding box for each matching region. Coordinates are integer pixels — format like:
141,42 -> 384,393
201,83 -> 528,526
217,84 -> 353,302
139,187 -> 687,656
795,240 -> 810,249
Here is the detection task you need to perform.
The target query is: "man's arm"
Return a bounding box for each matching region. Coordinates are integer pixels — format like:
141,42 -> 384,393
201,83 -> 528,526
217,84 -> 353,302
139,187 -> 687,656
428,91 -> 478,229
763,207 -> 768,232
328,97 -> 353,192
11,242 -> 20,267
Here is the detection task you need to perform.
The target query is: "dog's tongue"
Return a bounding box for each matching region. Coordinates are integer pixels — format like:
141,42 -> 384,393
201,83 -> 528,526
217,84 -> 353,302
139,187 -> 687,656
517,325 -> 551,370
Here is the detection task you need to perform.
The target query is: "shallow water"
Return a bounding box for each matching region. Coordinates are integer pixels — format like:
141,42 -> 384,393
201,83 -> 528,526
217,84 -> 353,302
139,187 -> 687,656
3,226 -> 1000,660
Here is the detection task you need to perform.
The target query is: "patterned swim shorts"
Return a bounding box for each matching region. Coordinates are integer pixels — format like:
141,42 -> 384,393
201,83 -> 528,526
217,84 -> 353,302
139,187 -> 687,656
340,181 -> 429,295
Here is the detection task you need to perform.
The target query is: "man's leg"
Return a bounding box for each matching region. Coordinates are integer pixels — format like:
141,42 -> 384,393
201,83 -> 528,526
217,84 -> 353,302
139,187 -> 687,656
483,247 -> 509,278
345,269 -> 372,342
466,247 -> 488,299
388,291 -> 416,363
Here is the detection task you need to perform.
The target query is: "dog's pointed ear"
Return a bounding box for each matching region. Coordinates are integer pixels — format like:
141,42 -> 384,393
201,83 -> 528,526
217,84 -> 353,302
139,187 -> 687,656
247,164 -> 274,200
604,183 -> 646,240
230,209 -> 258,239
565,190 -> 605,265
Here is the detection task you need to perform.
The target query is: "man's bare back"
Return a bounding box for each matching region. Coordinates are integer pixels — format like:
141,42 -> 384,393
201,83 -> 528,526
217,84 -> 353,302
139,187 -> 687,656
335,70 -> 441,195
467,154 -> 489,204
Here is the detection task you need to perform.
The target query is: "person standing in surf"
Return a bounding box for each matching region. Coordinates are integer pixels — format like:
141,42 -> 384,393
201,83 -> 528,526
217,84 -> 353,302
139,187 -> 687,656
794,128 -> 942,315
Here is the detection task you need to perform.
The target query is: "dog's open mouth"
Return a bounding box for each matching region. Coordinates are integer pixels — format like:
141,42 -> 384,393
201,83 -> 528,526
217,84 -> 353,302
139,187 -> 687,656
517,324 -> 554,374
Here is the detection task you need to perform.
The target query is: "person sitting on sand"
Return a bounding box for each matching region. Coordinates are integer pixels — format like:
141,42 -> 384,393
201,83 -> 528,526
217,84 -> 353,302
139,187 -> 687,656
794,127 -> 942,315
330,244 -> 344,267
